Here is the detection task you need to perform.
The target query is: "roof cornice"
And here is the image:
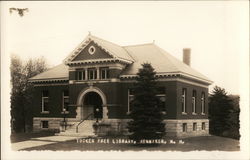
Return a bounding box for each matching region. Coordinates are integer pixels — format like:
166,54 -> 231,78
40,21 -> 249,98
120,72 -> 213,85
29,78 -> 68,83
66,58 -> 132,66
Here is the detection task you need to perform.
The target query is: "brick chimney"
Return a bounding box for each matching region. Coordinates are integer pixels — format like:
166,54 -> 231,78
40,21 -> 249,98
183,48 -> 191,66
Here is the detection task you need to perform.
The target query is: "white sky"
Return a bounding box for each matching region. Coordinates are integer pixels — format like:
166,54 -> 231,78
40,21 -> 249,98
1,1 -> 249,94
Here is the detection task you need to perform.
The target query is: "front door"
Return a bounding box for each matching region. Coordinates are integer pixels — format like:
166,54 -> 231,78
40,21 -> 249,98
83,92 -> 103,120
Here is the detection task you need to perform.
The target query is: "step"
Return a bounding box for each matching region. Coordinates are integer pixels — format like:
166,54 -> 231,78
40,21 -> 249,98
56,120 -> 96,137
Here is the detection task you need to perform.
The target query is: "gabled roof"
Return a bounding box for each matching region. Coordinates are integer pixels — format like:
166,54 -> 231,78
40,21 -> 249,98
64,34 -> 134,64
30,34 -> 212,84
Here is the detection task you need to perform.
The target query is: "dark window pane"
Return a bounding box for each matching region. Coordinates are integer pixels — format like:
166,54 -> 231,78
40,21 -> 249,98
158,96 -> 166,111
156,87 -> 165,94
43,98 -> 49,111
64,98 -> 69,111
94,70 -> 97,79
42,90 -> 48,97
106,70 -> 110,78
42,121 -> 48,128
129,88 -> 135,95
101,70 -> 106,79
64,90 -> 69,96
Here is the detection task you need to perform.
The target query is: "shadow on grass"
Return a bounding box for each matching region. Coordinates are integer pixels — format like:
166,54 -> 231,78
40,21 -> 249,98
11,132 -> 56,143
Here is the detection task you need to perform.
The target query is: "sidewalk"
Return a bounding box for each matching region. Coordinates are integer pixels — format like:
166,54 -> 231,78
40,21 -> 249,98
11,136 -> 78,151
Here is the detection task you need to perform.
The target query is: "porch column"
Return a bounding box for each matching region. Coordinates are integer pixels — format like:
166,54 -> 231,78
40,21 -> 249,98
102,105 -> 108,120
76,105 -> 82,120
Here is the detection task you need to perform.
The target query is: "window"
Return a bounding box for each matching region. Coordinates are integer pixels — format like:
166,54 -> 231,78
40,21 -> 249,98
202,122 -> 206,130
192,90 -> 196,114
128,89 -> 135,113
201,92 -> 205,114
193,123 -> 197,131
76,69 -> 85,80
181,88 -> 187,113
42,90 -> 49,112
41,121 -> 48,128
62,90 -> 69,112
88,46 -> 96,55
156,87 -> 166,112
182,123 -> 187,132
100,67 -> 110,79
88,68 -> 97,80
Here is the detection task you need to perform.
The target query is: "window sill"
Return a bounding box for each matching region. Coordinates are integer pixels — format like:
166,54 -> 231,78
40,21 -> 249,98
181,112 -> 187,115
41,111 -> 49,114
61,111 -> 69,114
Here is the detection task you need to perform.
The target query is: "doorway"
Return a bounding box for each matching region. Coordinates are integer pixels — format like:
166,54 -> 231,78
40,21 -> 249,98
83,91 -> 103,120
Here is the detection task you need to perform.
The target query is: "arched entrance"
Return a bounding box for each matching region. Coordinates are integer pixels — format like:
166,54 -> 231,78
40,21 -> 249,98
83,92 -> 103,119
76,87 -> 108,120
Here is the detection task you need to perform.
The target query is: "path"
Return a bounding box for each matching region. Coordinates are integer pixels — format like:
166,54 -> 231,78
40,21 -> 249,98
11,136 -> 78,151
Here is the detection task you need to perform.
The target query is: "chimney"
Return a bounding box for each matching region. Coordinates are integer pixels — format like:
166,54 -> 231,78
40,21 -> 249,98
183,48 -> 191,66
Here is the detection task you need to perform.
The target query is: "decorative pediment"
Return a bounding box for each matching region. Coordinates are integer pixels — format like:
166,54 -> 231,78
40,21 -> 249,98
72,41 -> 113,61
64,34 -> 134,66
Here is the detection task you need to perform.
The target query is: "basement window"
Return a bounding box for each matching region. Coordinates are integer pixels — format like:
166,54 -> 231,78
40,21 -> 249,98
202,122 -> 206,130
182,123 -> 187,132
193,123 -> 197,131
41,121 -> 49,129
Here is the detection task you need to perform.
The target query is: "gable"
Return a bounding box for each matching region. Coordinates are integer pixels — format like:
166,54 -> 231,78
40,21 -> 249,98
72,41 -> 113,61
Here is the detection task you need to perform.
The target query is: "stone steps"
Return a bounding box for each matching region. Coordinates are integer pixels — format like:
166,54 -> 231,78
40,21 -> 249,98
56,120 -> 96,137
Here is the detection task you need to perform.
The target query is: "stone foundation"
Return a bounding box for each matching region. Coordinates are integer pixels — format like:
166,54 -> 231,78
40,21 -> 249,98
34,117 -> 209,138
164,119 -> 209,137
33,117 -> 78,132
102,119 -> 209,138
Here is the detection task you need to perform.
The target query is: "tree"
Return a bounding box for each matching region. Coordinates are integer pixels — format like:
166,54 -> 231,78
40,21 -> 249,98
10,55 -> 48,133
208,86 -> 240,139
127,63 -> 165,142
227,95 -> 240,139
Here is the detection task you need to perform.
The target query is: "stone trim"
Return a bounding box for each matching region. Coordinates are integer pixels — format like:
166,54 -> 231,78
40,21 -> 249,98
121,77 -> 209,88
120,72 -> 212,85
76,86 -> 107,120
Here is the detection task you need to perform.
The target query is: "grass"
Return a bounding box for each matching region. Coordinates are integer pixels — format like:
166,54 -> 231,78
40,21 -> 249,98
17,135 -> 240,151
11,132 -> 55,143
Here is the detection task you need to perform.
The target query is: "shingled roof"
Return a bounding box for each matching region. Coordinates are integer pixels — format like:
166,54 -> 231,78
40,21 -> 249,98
30,35 -> 212,84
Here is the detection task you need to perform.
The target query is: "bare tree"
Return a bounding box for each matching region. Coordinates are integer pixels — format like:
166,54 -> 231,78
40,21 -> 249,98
10,55 -> 48,133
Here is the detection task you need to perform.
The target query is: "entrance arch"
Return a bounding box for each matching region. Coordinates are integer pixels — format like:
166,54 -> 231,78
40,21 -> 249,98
76,87 -> 108,120
83,92 -> 103,119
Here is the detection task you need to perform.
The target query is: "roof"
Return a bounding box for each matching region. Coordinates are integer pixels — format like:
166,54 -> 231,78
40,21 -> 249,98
29,63 -> 68,81
30,34 -> 212,84
121,43 -> 211,82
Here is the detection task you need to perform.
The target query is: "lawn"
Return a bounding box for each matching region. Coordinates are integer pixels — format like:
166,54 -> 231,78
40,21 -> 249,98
18,135 -> 240,151
11,132 -> 55,143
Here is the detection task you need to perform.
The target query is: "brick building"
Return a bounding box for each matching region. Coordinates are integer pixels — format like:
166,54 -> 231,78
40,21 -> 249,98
29,34 -> 212,137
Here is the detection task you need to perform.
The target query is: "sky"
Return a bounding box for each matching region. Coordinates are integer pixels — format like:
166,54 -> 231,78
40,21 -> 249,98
1,1 -> 249,95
